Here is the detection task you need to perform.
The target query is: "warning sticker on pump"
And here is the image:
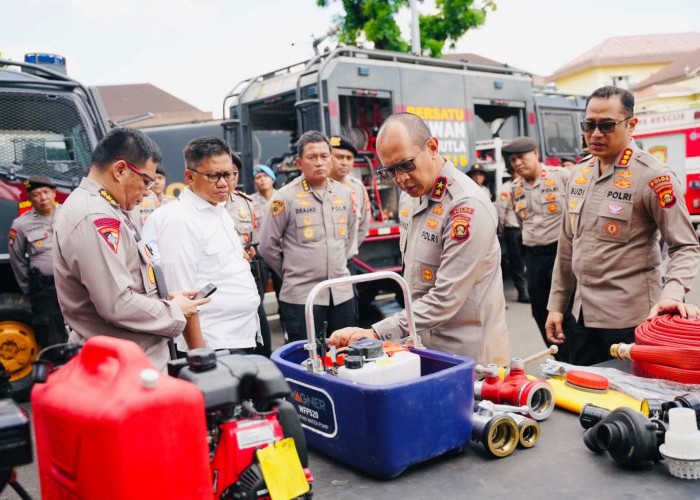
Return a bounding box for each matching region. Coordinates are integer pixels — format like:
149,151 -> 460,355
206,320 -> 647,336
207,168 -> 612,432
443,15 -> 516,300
286,378 -> 338,438
237,423 -> 276,449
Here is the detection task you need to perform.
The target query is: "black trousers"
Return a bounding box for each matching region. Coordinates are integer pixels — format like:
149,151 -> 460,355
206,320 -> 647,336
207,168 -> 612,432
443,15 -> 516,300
523,243 -> 570,361
251,258 -> 272,357
346,258 -> 360,322
503,227 -> 527,293
28,272 -> 66,348
279,296 -> 355,343
568,311 -> 636,366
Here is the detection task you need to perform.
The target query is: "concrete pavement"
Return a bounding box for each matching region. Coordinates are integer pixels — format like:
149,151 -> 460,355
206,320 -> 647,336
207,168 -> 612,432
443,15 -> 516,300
4,274 -> 700,499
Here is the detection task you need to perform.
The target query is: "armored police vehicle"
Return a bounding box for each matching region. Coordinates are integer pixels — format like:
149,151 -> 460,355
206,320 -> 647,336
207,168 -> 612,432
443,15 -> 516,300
0,55 -> 109,397
224,47 -> 585,303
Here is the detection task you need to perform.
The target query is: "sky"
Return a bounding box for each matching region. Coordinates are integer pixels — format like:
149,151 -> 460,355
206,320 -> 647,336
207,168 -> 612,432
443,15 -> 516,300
2,0 -> 699,118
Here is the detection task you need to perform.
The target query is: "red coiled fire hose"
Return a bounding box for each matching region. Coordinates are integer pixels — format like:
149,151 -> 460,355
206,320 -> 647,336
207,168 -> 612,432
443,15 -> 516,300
611,314 -> 700,384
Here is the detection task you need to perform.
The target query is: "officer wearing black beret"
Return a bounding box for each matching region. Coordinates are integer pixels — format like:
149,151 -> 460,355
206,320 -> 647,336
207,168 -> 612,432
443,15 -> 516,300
504,136 -> 571,360
9,175 -> 67,348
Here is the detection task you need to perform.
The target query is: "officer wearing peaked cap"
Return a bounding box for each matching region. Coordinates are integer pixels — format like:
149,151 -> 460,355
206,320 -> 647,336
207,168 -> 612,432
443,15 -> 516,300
329,113 -> 510,366
505,136 -> 571,361
9,175 -> 67,347
546,86 -> 700,365
466,164 -> 492,200
329,135 -> 372,319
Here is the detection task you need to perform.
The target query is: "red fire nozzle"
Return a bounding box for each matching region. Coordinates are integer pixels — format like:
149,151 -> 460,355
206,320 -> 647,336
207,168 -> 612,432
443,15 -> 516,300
474,346 -> 556,421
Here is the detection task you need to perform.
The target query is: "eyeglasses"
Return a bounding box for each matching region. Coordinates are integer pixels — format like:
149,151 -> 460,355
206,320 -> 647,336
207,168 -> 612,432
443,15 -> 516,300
580,117 -> 632,134
377,139 -> 429,180
189,169 -> 238,183
115,156 -> 156,189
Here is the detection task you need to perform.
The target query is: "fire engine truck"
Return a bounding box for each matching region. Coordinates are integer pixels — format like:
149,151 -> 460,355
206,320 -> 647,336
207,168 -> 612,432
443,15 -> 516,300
0,55 -> 109,398
633,106 -> 700,227
223,47 -> 585,302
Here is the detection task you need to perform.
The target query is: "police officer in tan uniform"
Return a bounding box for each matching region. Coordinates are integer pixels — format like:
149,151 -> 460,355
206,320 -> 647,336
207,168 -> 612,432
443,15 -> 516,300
9,175 -> 66,347
251,164 -> 277,223
330,113 -> 510,366
329,135 -> 371,319
329,135 -> 372,263
506,137 -> 570,360
496,173 -> 529,304
546,86 -> 700,365
53,128 -> 209,370
467,164 -> 492,200
258,131 -> 357,343
152,166 -> 176,206
225,153 -> 273,356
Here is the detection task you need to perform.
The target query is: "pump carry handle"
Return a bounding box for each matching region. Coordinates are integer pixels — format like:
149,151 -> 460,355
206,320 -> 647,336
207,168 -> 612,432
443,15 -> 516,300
302,271 -> 420,374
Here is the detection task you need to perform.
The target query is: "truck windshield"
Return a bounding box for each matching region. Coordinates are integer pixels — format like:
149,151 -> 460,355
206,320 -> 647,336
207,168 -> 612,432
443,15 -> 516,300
541,112 -> 579,156
0,91 -> 93,187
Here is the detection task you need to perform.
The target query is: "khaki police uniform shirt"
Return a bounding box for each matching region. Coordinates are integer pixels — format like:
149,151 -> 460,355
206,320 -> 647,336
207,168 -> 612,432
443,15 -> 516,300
53,177 -> 186,370
548,139 -> 700,329
511,165 -> 569,247
258,175 -> 357,306
343,175 -> 371,258
496,180 -> 519,229
9,207 -> 58,294
252,190 -> 277,230
226,190 -> 257,245
128,191 -> 159,233
372,161 -> 510,366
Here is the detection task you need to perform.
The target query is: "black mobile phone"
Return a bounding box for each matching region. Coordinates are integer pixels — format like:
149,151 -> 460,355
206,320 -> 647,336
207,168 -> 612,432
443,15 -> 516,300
244,241 -> 260,250
195,283 -> 217,299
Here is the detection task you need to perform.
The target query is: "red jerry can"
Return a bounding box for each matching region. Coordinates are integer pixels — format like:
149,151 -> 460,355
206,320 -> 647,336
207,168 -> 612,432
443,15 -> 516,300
31,336 -> 212,499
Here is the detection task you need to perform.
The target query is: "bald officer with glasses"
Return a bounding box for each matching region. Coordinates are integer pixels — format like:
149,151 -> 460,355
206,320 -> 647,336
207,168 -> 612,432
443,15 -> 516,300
546,86 -> 700,365
329,113 -> 510,366
53,128 -> 208,370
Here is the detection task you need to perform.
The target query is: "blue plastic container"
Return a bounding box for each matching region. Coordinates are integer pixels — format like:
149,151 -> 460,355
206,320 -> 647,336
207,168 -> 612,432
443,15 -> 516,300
272,341 -> 475,478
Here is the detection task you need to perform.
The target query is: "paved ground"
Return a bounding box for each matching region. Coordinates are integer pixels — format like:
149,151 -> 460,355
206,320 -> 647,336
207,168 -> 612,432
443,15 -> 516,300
4,274 -> 700,498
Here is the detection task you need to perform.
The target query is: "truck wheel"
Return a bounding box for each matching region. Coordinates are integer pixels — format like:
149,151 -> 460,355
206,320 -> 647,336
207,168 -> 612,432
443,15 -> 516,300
0,294 -> 38,402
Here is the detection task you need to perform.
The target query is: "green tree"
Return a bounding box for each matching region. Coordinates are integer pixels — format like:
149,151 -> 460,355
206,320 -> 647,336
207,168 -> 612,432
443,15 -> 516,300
317,0 -> 496,57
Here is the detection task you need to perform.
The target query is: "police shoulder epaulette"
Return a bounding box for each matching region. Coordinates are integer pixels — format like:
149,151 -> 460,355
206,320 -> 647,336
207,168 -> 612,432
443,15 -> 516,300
234,189 -> 253,201
577,154 -> 593,165
634,149 -> 665,170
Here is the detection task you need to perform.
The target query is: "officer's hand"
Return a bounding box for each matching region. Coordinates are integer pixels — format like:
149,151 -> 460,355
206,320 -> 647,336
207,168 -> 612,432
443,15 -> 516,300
545,311 -> 565,344
245,246 -> 256,260
647,299 -> 700,320
328,327 -> 378,347
170,291 -> 211,319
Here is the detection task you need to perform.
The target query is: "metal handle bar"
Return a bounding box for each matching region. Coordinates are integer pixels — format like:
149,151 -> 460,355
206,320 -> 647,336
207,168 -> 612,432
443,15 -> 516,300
303,271 -> 420,373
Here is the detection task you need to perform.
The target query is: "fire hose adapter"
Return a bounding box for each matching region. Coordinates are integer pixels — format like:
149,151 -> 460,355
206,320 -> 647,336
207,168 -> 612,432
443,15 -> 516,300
659,408 -> 700,480
583,407 -> 666,468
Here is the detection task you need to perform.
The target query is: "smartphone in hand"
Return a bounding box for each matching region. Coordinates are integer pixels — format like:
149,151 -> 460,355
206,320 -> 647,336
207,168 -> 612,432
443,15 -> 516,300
195,283 -> 217,299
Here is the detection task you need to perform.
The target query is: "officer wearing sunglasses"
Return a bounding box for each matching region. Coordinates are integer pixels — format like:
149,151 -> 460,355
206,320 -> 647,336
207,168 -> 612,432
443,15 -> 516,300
330,113 -> 510,366
546,86 -> 700,366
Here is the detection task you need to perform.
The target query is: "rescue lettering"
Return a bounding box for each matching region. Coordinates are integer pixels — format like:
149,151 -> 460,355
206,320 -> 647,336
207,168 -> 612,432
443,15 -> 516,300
606,191 -> 632,202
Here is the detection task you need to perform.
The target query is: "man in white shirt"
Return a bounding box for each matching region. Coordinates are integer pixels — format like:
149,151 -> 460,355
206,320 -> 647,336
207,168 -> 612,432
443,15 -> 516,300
142,136 -> 260,353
